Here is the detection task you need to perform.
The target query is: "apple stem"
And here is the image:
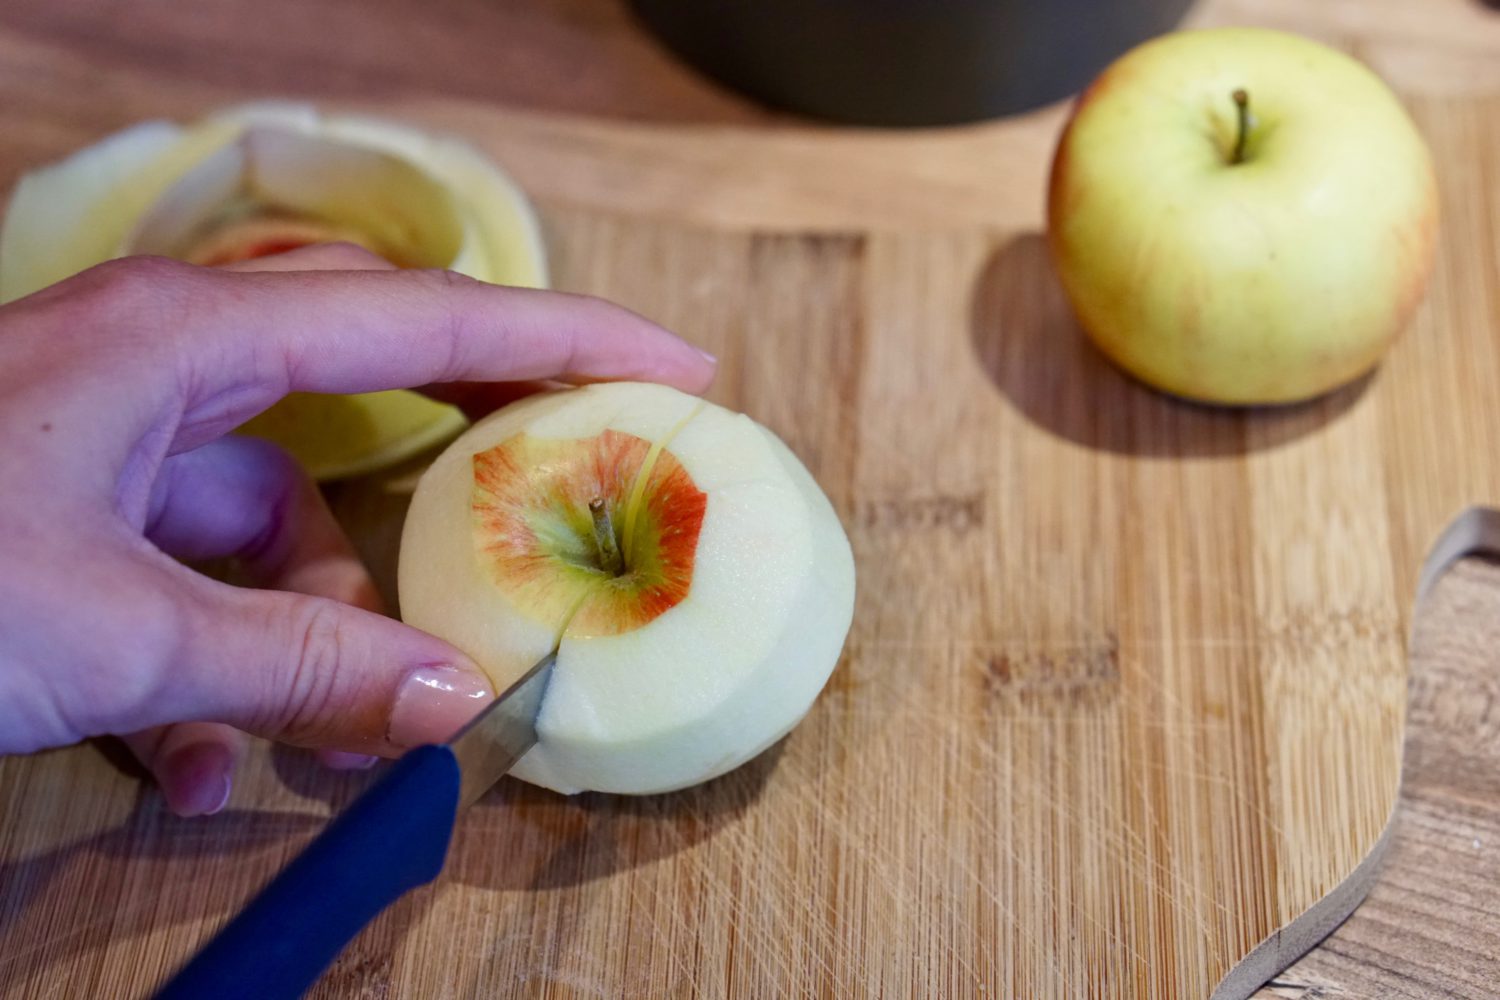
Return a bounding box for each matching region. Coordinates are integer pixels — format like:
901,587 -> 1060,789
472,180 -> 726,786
589,498 -> 625,577
1231,88 -> 1250,165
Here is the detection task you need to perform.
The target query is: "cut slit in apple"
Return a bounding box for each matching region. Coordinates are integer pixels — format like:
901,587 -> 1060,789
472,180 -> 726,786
399,381 -> 857,795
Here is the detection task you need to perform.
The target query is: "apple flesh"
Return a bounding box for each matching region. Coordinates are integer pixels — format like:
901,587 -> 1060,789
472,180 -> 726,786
1047,28 -> 1439,405
398,382 -> 856,795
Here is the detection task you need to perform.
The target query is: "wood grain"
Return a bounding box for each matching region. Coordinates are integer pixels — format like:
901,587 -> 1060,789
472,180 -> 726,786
1258,556 -> 1500,999
1,1 -> 1499,998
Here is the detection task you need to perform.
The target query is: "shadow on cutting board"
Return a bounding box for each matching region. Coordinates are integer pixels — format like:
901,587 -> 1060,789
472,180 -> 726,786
0,735 -> 777,997
970,233 -> 1376,458
270,736 -> 783,893
0,796 -> 326,997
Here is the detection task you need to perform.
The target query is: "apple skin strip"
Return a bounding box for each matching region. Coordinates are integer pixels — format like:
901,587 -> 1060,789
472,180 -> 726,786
619,401 -> 706,569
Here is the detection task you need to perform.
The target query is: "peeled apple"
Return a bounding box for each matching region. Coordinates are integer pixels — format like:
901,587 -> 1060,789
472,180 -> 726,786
398,381 -> 857,795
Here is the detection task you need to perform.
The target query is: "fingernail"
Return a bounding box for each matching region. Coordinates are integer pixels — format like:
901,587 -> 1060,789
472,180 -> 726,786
388,663 -> 493,747
162,743 -> 234,818
203,776 -> 232,815
696,347 -> 717,364
319,750 -> 380,770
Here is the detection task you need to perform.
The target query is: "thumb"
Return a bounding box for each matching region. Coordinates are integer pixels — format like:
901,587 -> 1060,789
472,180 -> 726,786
172,579 -> 495,754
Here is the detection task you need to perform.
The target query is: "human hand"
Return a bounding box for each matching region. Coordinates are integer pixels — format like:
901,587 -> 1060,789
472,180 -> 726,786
0,244 -> 715,815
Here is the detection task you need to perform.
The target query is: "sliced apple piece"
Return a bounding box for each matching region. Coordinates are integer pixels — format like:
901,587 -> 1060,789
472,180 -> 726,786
398,382 -> 856,795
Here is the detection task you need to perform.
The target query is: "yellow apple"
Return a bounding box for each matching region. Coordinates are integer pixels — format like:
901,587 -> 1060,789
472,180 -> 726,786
1047,28 -> 1439,404
398,382 -> 857,795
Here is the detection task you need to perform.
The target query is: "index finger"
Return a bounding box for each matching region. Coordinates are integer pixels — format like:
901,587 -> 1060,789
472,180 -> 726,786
94,256 -> 717,431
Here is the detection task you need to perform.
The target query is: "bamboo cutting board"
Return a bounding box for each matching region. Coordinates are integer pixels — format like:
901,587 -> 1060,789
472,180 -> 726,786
4,6 -> 1500,998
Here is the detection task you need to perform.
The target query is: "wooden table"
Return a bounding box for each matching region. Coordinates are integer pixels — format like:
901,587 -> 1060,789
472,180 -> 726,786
2,1 -> 1499,997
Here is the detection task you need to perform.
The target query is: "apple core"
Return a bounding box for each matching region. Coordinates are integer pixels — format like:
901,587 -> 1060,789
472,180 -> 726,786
471,429 -> 707,639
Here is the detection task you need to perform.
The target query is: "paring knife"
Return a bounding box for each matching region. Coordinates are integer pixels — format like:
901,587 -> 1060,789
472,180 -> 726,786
154,652 -> 556,1000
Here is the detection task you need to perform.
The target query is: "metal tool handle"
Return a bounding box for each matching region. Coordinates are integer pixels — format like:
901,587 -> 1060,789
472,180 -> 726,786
153,745 -> 461,1000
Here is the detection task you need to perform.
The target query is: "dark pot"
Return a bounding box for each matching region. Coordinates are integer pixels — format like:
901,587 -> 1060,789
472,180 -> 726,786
632,0 -> 1196,126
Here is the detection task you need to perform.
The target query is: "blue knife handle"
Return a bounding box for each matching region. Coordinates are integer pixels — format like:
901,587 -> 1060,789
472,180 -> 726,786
154,744 -> 461,1000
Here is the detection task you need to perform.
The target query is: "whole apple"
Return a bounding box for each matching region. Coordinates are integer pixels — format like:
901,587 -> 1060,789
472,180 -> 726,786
1047,28 -> 1439,405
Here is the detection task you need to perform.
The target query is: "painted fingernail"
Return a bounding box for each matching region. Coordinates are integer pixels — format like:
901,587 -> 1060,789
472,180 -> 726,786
696,347 -> 718,364
162,743 -> 234,818
388,664 -> 493,748
319,750 -> 380,770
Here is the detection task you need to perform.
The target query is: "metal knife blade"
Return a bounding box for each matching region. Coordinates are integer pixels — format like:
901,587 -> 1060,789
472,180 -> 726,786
447,650 -> 556,808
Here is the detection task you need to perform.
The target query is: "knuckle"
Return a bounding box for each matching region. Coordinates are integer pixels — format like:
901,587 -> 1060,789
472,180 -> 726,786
55,256 -> 202,361
417,268 -> 484,379
1,258 -> 189,366
75,256 -> 195,313
273,597 -> 351,740
429,267 -> 482,292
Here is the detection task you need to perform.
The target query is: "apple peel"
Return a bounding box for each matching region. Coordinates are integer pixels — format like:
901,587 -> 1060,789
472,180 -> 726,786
0,103 -> 548,479
470,427 -> 707,638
